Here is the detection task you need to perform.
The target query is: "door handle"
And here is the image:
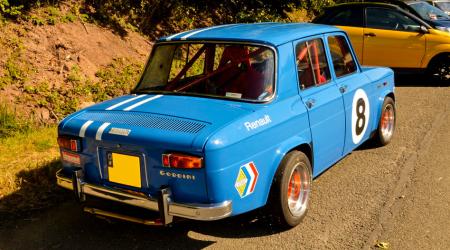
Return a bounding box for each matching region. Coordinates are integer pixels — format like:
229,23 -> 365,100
305,99 -> 316,109
364,32 -> 376,37
339,85 -> 348,93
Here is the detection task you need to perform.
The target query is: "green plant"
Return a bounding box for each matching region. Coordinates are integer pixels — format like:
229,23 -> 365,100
47,15 -> 56,25
0,51 -> 29,87
94,57 -> 143,101
47,6 -> 59,16
67,65 -> 82,83
29,14 -> 45,25
0,126 -> 66,215
0,103 -> 31,138
0,0 -> 23,18
61,12 -> 76,23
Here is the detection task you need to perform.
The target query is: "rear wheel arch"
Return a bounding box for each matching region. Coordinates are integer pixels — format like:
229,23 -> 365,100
386,92 -> 395,103
290,143 -> 314,173
265,149 -> 313,227
264,142 -> 313,205
426,53 -> 450,82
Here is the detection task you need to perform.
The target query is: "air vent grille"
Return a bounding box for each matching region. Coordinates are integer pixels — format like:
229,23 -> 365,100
76,111 -> 207,134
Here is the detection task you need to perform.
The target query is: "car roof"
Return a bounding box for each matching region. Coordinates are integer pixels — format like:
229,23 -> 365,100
327,2 -> 402,10
158,23 -> 342,46
316,2 -> 433,28
367,0 -> 427,5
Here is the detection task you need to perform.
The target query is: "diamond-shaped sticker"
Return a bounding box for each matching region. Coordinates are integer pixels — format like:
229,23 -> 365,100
234,162 -> 258,198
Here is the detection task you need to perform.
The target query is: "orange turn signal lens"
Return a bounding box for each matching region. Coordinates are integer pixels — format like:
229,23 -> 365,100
58,136 -> 80,152
162,153 -> 203,169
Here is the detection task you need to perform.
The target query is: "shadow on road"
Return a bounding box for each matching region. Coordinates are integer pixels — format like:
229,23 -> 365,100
0,159 -> 69,220
395,74 -> 448,87
1,198 -> 286,249
0,162 -> 284,249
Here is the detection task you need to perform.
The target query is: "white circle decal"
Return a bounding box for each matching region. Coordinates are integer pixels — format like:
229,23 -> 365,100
352,89 -> 370,144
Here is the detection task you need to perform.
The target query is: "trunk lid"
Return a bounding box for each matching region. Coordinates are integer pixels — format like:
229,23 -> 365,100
60,94 -> 254,151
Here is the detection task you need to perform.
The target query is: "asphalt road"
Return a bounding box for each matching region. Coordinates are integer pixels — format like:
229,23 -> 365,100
1,77 -> 449,250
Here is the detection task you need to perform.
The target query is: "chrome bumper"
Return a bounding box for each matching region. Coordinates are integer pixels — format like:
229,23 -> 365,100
56,169 -> 232,224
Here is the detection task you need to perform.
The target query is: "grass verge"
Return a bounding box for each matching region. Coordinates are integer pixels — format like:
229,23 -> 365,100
0,126 -> 68,216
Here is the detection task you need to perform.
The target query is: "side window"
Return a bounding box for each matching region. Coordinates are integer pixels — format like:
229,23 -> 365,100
327,8 -> 364,27
296,39 -> 331,90
327,35 -> 357,78
366,7 -> 421,31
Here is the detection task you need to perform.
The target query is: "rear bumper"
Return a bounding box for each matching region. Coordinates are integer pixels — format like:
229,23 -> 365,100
56,169 -> 232,223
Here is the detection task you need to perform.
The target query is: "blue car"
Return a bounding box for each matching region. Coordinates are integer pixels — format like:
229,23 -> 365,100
56,23 -> 396,228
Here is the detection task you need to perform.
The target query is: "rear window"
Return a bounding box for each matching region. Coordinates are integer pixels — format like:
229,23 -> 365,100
136,43 -> 275,102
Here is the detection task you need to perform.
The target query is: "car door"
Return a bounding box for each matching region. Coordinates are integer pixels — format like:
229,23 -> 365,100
325,33 -> 377,154
295,37 -> 346,175
363,7 -> 427,68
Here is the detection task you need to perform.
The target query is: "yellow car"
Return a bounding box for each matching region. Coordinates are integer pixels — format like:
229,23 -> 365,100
313,2 -> 450,81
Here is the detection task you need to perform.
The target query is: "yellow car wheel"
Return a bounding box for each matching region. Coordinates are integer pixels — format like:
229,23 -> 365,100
428,55 -> 450,83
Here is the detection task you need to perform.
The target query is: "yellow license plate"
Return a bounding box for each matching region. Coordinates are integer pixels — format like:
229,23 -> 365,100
108,153 -> 141,188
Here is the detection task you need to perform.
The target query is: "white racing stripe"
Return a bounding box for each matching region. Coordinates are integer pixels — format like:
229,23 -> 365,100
106,95 -> 147,110
180,24 -> 239,40
95,122 -> 111,141
165,30 -> 194,41
79,120 -> 94,138
123,95 -> 163,111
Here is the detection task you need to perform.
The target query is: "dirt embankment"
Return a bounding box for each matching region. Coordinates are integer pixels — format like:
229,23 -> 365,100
0,19 -> 151,121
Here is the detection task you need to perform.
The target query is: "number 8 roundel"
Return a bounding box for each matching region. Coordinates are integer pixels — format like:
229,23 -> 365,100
352,89 -> 370,144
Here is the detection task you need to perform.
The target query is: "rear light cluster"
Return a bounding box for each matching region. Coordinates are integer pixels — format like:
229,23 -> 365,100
58,136 -> 82,165
162,153 -> 203,169
58,136 -> 81,152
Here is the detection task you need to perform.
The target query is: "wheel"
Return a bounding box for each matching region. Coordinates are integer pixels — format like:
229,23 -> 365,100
428,56 -> 450,83
374,97 -> 396,146
267,151 -> 312,228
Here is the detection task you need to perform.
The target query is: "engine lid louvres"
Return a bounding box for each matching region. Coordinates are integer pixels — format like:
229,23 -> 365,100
76,111 -> 208,134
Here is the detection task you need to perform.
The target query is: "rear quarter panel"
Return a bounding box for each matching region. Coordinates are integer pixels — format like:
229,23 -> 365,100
203,97 -> 311,215
362,67 -> 395,134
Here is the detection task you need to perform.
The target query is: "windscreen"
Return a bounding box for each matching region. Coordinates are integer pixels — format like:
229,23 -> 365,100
435,2 -> 450,13
135,43 -> 275,102
409,2 -> 450,20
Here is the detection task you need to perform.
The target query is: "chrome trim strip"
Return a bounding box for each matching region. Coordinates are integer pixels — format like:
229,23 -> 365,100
79,120 -> 94,138
56,169 -> 232,221
106,95 -> 147,110
142,154 -> 150,188
96,146 -> 103,179
95,122 -> 111,141
123,95 -> 163,111
168,200 -> 232,221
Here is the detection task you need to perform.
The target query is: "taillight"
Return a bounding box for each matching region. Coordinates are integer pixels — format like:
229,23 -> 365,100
162,153 -> 203,169
58,136 -> 81,152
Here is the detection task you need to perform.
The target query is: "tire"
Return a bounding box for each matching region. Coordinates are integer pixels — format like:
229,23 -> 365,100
267,151 -> 312,228
374,97 -> 396,146
427,55 -> 450,84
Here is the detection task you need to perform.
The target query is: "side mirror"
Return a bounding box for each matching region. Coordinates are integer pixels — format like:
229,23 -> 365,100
419,25 -> 429,34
